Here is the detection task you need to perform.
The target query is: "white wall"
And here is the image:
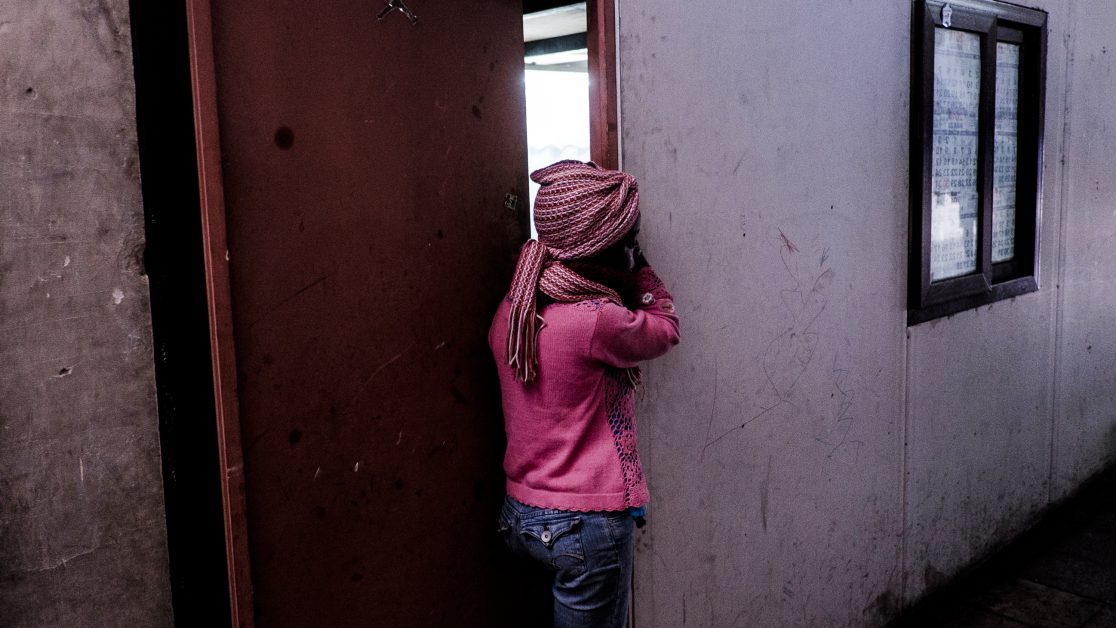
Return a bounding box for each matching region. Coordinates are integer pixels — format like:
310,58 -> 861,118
619,1 -> 1116,625
1052,2 -> 1116,501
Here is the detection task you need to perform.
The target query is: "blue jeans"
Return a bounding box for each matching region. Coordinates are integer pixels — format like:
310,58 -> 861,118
498,496 -> 634,628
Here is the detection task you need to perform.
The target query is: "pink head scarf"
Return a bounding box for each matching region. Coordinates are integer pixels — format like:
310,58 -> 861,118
505,160 -> 640,383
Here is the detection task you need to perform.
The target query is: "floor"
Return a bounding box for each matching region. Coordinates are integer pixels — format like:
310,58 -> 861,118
895,467 -> 1116,627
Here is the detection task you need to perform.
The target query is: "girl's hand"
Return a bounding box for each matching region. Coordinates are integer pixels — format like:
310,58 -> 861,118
631,241 -> 648,270
566,260 -> 641,307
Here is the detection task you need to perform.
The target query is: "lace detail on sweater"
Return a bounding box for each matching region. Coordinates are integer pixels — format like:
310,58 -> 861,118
572,299 -> 608,311
636,267 -> 672,302
603,368 -> 647,508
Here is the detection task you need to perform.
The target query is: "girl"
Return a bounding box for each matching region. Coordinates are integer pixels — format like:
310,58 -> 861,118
489,160 -> 681,627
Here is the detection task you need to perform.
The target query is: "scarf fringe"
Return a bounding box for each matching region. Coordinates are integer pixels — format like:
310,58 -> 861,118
506,303 -> 547,383
506,242 -> 642,386
506,241 -> 546,382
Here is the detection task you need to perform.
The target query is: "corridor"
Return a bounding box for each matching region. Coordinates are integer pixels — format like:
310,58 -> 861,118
897,467 -> 1116,627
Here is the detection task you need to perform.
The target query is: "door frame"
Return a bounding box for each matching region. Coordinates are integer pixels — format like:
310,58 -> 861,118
587,1 -> 628,623
588,0 -> 621,170
184,1 -> 255,626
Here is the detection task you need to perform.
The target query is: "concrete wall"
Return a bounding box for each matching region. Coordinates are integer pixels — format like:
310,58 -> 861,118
619,1 -> 1116,625
1051,2 -> 1116,501
0,1 -> 173,626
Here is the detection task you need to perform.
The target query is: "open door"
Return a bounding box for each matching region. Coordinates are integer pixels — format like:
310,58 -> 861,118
187,1 -> 541,625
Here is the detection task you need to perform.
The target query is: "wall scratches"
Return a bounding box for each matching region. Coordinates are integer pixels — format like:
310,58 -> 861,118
23,545 -> 102,574
700,231 -> 834,456
246,269 -> 336,329
760,454 -> 771,533
700,362 -> 719,462
777,229 -> 799,253
342,343 -> 415,414
817,354 -> 862,461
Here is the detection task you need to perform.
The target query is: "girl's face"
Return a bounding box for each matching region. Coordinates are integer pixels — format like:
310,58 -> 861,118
592,216 -> 641,273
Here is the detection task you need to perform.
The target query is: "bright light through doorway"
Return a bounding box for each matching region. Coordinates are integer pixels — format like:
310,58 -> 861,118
525,67 -> 591,212
523,2 -> 590,236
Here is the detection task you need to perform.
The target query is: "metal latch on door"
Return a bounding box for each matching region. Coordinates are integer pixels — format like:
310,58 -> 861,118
377,0 -> 419,25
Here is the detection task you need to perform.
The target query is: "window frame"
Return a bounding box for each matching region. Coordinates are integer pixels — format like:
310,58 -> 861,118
909,0 -> 1047,325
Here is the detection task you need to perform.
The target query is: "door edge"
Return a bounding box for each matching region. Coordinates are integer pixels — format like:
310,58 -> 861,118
184,1 -> 255,625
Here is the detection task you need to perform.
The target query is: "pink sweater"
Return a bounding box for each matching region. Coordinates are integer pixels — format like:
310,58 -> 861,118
488,266 -> 680,512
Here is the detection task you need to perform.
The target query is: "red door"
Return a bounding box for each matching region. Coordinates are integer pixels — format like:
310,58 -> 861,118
189,1 -> 545,625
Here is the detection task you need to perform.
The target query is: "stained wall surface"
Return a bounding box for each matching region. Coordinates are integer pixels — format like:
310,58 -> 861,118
0,1 -> 173,626
1051,1 -> 1116,501
618,0 -> 1116,625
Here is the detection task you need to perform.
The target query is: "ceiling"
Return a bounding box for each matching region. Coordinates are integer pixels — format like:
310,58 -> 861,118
523,2 -> 586,43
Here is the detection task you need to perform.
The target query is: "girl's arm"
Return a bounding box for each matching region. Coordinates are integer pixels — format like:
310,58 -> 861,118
589,266 -> 680,368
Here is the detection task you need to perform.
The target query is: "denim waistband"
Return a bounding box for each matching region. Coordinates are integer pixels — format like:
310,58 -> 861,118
505,496 -> 646,526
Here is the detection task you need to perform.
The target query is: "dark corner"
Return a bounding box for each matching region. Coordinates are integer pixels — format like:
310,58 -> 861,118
127,1 -> 231,625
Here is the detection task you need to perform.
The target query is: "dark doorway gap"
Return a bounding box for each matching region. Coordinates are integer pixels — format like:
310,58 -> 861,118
523,0 -> 581,13
525,32 -> 588,57
127,1 -> 232,625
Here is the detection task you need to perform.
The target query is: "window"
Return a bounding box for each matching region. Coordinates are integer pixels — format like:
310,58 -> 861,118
909,0 -> 1047,324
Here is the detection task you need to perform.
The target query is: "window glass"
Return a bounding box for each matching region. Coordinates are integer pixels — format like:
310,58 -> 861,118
992,42 -> 1020,263
930,28 -> 982,281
